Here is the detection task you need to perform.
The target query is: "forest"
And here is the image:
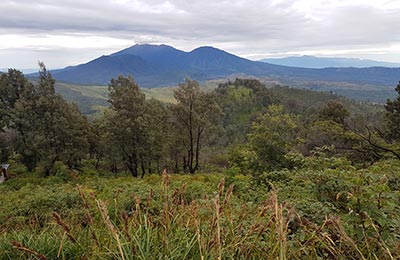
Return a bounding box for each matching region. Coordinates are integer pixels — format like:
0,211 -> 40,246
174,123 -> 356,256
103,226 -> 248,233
0,64 -> 400,259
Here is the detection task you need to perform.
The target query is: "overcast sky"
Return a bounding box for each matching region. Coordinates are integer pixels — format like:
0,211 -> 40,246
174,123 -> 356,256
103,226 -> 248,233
1,0 -> 400,69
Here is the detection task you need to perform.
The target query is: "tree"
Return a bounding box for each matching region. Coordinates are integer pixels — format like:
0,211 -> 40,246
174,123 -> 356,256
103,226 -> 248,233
385,81 -> 400,142
318,101 -> 349,126
247,104 -> 299,171
96,110 -> 125,174
141,99 -> 169,175
0,69 -> 33,163
107,75 -> 146,177
10,64 -> 89,173
87,117 -> 108,170
300,119 -> 360,159
172,79 -> 221,173
0,69 -> 32,130
214,79 -> 273,146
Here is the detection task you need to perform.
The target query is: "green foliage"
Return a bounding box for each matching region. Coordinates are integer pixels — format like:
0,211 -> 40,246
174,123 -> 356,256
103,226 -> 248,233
106,75 -> 147,177
16,66 -> 88,173
300,120 -> 357,155
318,101 -> 350,125
227,144 -> 255,174
0,65 -> 89,173
248,104 -> 299,171
1,162 -> 400,259
0,69 -> 31,129
385,81 -> 400,142
215,78 -> 272,145
172,78 -> 221,173
1,67 -> 400,259
269,85 -> 383,120
141,98 -> 170,173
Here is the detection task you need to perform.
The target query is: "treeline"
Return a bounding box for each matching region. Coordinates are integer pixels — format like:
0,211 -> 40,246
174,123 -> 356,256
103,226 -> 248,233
0,66 -> 399,178
0,65 -> 88,175
0,66 -> 220,177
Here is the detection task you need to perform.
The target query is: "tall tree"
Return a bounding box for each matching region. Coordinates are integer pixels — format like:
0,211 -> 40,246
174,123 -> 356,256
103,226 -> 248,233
0,69 -> 34,163
172,79 -> 221,173
107,75 -> 146,177
12,64 -> 89,173
0,69 -> 32,130
141,99 -> 169,175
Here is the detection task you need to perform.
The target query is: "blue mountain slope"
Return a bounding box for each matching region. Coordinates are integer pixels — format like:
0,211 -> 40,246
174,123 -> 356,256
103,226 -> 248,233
52,54 -> 163,85
50,44 -> 272,86
112,44 -> 186,69
46,44 -> 400,89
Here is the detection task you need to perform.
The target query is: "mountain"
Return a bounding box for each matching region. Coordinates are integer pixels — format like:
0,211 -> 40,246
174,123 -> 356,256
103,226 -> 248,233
261,55 -> 400,69
49,54 -> 173,87
112,44 -> 186,69
48,44 -> 274,86
41,44 -> 400,102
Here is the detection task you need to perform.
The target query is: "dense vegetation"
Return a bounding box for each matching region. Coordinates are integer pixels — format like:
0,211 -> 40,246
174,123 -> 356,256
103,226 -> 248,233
1,158 -> 400,259
1,67 -> 400,259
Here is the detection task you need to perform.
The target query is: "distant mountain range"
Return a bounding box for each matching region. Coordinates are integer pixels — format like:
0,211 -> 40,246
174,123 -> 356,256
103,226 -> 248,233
23,44 -> 400,102
40,44 -> 400,88
47,44 -> 278,86
261,55 -> 400,69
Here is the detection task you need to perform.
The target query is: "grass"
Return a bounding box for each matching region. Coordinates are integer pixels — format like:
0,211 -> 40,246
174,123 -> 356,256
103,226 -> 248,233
1,159 -> 400,259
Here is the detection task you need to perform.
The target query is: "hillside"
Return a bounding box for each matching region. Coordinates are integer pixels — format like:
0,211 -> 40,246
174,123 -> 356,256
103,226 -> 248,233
54,82 -> 179,115
2,70 -> 399,259
55,78 -> 383,118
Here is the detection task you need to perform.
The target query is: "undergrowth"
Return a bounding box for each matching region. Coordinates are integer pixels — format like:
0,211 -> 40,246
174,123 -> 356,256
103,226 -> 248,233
1,160 -> 400,259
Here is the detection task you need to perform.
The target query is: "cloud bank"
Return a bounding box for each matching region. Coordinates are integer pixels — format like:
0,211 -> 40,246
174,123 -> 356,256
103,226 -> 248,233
1,0 -> 400,68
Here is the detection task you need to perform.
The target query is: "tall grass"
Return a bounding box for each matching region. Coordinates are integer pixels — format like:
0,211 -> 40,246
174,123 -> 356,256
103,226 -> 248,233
1,171 -> 399,259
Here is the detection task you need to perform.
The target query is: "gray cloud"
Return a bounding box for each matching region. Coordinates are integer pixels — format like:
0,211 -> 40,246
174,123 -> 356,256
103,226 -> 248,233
1,0 -> 400,68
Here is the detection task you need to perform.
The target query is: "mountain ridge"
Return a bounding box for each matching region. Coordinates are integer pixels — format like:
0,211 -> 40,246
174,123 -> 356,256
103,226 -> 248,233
35,44 -> 400,100
48,44 -> 274,86
261,55 -> 400,68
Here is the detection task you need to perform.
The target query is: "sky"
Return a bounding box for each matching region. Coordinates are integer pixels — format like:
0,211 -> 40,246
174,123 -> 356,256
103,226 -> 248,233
1,0 -> 400,70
